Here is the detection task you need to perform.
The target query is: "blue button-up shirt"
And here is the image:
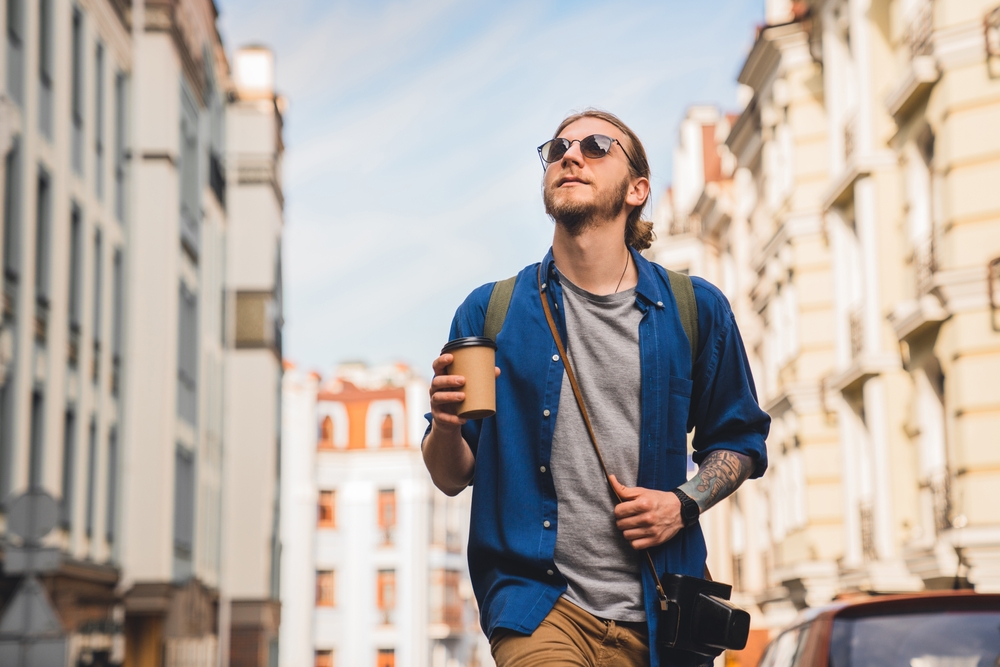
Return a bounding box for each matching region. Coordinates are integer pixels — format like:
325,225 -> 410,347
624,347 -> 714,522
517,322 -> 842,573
427,248 -> 769,666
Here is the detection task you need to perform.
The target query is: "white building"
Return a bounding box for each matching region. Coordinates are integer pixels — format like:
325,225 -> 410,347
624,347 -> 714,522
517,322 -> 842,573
0,1 -> 285,665
280,362 -> 488,667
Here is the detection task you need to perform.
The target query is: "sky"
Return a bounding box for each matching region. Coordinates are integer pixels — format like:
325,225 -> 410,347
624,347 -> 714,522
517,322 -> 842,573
215,0 -> 764,379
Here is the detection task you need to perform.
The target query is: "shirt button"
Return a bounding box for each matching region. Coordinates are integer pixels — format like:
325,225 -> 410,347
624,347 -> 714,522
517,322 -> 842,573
543,409 -> 550,417
657,301 -> 664,307
543,520 -> 551,528
547,569 -> 554,576
552,354 -> 559,362
540,465 -> 547,473
541,282 -> 547,290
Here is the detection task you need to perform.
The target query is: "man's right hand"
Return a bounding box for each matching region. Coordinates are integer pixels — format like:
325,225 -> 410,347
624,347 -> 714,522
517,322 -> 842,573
429,353 -> 468,432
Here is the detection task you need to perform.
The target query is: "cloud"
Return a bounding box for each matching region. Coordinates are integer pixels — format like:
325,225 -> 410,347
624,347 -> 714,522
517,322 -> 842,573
217,0 -> 763,372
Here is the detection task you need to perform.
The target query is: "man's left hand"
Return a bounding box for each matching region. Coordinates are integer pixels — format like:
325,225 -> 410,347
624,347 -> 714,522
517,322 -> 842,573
609,475 -> 685,550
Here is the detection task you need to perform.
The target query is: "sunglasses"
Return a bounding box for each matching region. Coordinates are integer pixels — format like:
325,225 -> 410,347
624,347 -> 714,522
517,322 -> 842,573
537,134 -> 639,171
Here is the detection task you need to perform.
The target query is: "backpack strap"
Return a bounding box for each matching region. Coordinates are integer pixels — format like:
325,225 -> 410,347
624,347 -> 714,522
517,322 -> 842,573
666,270 -> 699,372
484,276 -> 517,342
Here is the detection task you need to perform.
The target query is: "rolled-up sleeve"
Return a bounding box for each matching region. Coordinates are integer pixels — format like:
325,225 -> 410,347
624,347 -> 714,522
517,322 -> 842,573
687,282 -> 769,478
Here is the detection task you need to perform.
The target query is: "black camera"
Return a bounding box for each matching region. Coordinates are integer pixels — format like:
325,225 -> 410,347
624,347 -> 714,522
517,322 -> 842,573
656,573 -> 751,665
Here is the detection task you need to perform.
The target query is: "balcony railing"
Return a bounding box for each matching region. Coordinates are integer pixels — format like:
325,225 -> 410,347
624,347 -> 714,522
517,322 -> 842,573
844,113 -> 858,163
903,0 -> 934,58
33,297 -> 49,344
860,502 -> 877,561
914,234 -> 937,294
930,473 -> 951,534
849,306 -> 865,359
111,353 -> 121,397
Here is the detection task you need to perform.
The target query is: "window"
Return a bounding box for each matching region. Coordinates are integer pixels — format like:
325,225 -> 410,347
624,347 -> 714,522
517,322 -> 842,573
68,205 -> 82,366
113,73 -> 128,221
376,649 -> 395,667
314,651 -> 333,667
28,391 -> 44,489
111,249 -> 122,395
319,415 -> 334,449
179,84 -> 199,258
377,569 -> 395,613
380,414 -> 393,446
173,445 -> 195,562
37,0 -> 53,137
34,167 -> 51,343
318,490 -> 335,528
6,0 -> 24,105
85,418 -> 97,536
60,409 -> 76,527
4,137 -> 23,318
92,230 -> 102,384
378,489 -> 396,542
106,427 -> 117,543
71,9 -> 84,175
177,282 -> 198,424
316,570 -> 335,607
94,43 -> 104,199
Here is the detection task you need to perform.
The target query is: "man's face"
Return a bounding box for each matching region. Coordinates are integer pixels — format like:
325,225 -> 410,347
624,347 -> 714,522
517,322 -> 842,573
542,117 -> 634,236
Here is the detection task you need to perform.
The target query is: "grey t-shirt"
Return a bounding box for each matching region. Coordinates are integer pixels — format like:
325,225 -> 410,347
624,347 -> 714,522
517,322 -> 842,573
551,274 -> 645,622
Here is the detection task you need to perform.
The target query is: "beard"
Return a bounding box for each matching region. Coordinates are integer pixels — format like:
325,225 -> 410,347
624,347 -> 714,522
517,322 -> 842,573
543,173 -> 630,237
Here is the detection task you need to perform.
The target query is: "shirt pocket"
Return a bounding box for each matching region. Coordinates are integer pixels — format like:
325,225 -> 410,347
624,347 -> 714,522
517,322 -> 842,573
667,375 -> 694,450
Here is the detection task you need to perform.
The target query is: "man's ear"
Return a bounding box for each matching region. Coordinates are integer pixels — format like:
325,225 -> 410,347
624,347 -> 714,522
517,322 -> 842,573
626,176 -> 650,209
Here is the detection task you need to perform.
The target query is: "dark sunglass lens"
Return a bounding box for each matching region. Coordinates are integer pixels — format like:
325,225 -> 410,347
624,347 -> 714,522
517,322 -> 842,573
541,138 -> 570,163
581,134 -> 613,158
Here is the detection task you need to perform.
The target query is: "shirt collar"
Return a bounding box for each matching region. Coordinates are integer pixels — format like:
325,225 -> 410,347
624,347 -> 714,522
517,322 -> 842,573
541,246 -> 663,306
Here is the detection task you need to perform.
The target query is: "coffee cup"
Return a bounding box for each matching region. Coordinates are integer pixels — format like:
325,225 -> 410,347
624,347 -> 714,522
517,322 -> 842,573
442,336 -> 498,420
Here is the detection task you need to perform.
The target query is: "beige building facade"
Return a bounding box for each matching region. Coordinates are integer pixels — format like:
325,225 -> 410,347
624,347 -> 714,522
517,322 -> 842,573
651,0 -> 1000,661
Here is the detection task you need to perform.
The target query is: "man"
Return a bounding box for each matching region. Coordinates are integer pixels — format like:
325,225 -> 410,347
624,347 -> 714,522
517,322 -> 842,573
423,110 -> 769,667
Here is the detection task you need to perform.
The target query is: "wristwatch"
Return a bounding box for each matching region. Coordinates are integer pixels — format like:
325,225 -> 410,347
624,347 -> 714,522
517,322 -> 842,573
670,488 -> 701,527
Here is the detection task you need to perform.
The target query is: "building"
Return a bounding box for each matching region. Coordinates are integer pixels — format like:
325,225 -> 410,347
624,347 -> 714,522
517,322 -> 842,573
0,1 -> 285,665
220,46 -> 285,667
280,362 -> 488,667
1,0 -> 135,660
651,0 -> 1000,662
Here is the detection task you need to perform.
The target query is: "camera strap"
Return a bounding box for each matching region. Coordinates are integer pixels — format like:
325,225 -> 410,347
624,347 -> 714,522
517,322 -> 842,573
537,266 -> 671,612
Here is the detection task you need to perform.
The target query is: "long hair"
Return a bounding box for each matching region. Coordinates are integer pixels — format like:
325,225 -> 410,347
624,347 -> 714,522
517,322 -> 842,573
552,109 -> 655,251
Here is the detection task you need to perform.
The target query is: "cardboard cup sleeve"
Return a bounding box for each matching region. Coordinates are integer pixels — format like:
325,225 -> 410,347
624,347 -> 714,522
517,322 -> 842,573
442,337 -> 498,420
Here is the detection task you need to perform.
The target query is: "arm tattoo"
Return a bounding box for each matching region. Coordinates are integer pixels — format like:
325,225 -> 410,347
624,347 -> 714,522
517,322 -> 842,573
679,450 -> 754,513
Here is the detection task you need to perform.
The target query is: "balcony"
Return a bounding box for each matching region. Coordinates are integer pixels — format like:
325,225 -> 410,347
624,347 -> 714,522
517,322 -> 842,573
235,291 -> 281,356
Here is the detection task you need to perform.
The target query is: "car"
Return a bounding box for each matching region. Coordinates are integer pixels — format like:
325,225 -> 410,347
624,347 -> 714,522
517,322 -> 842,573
755,590 -> 1000,667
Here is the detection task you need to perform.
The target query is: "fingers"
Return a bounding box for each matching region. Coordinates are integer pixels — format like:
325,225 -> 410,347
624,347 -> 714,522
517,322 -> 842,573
431,354 -> 454,376
495,366 -> 502,378
609,475 -> 641,501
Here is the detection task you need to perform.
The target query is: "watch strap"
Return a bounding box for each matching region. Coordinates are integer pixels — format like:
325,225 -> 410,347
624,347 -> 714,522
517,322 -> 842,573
670,488 -> 700,527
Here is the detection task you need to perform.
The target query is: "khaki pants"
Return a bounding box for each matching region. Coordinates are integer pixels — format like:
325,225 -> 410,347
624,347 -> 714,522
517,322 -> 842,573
490,597 -> 649,667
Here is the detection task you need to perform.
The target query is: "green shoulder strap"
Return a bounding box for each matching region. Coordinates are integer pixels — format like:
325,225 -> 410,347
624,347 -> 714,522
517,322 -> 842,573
484,276 -> 517,342
666,269 -> 699,372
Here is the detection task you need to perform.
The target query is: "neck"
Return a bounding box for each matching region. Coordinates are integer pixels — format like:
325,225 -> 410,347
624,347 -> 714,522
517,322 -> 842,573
552,218 -> 638,296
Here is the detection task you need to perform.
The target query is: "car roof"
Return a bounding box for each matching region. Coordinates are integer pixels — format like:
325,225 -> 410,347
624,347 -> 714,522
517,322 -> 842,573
793,591 -> 1000,624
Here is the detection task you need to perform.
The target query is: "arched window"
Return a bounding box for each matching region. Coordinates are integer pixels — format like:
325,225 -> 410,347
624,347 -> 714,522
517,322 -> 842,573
320,416 -> 334,449
381,414 -> 393,447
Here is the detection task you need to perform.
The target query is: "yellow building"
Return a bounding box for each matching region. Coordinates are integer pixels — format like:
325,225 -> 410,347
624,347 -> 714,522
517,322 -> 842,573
652,0 -> 1000,659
